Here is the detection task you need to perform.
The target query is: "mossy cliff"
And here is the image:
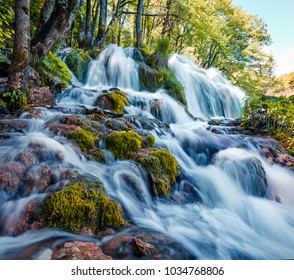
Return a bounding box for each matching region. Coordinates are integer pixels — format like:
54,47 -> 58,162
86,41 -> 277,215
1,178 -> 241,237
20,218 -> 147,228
42,180 -> 125,233
66,51 -> 90,81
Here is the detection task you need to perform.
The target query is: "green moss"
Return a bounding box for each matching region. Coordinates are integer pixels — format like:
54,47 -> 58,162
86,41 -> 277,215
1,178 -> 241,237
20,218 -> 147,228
88,47 -> 101,59
66,51 -> 89,81
156,69 -> 186,106
96,91 -> 129,114
146,135 -> 156,147
131,149 -> 180,197
42,180 -> 125,232
105,131 -> 142,159
150,149 -> 179,185
70,129 -> 95,152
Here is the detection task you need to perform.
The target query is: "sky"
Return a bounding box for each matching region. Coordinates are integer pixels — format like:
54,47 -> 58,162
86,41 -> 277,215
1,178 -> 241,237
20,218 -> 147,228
232,0 -> 294,76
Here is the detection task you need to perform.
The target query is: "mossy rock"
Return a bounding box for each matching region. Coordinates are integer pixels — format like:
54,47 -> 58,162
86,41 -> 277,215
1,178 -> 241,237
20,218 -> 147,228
145,135 -> 156,148
42,180 -> 125,233
66,51 -> 90,81
88,47 -> 101,59
131,149 -> 180,197
105,131 -> 142,160
104,118 -> 134,131
96,91 -> 129,114
70,129 -> 95,152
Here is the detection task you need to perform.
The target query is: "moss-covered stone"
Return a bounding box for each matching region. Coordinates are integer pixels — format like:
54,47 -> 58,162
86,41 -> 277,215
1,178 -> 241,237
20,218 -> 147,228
131,149 -> 180,197
42,180 -> 125,233
105,131 -> 142,160
70,129 -> 95,152
96,91 -> 129,114
145,135 -> 156,148
66,51 -> 90,81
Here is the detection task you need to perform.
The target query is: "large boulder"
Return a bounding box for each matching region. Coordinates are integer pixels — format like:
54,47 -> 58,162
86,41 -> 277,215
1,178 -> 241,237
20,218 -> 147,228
28,87 -> 55,107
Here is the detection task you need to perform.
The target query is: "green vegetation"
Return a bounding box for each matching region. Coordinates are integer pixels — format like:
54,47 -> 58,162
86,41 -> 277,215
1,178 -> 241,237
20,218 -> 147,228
43,180 -> 125,232
145,135 -> 156,148
0,88 -> 28,113
96,91 -> 129,114
35,51 -> 72,89
66,51 -> 90,81
105,131 -> 142,159
70,129 -> 95,152
243,93 -> 294,154
131,149 -> 180,197
268,72 -> 294,96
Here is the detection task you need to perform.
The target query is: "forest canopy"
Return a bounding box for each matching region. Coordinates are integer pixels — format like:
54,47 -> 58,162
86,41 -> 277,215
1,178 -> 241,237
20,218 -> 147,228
0,0 -> 275,95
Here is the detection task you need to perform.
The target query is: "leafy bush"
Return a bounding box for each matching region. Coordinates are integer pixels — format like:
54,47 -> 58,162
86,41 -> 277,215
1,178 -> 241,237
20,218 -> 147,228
0,88 -> 28,113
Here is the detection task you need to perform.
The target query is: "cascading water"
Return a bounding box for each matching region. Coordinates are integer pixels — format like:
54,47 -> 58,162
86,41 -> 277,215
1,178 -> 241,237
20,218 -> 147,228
0,44 -> 293,260
168,54 -> 245,119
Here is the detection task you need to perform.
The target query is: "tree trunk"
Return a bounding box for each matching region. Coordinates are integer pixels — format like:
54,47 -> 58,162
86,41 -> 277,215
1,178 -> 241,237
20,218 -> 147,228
161,0 -> 171,36
7,0 -> 30,93
97,0 -> 107,43
85,0 -> 92,48
78,0 -> 85,47
31,0 -> 79,58
90,0 -> 100,47
135,0 -> 144,48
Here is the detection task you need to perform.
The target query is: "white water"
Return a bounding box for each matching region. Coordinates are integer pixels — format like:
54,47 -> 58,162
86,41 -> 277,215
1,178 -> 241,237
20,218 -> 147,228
0,44 -> 293,259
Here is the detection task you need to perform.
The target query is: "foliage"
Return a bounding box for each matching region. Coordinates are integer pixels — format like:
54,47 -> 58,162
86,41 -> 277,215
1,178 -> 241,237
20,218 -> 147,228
43,180 -> 125,232
156,68 -> 186,106
96,91 -> 129,114
105,131 -> 142,159
0,2 -> 14,50
35,52 -> 72,89
66,51 -> 90,81
0,88 -> 28,113
243,93 -> 294,154
70,129 -> 95,152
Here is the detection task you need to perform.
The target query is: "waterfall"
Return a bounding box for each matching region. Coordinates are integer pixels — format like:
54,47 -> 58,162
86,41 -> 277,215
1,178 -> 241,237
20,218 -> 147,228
0,45 -> 293,260
168,54 -> 245,119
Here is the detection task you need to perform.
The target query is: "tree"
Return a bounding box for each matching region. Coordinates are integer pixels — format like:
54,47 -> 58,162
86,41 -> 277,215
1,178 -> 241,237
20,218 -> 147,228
135,0 -> 144,47
7,0 -> 30,93
97,0 -> 108,44
31,0 -> 79,58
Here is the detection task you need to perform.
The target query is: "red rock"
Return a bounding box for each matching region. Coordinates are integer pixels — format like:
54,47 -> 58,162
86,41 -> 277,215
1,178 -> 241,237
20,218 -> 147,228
0,162 -> 24,193
52,241 -> 113,260
16,151 -> 37,169
28,87 -> 55,107
132,238 -> 156,257
48,123 -> 80,137
25,165 -> 57,194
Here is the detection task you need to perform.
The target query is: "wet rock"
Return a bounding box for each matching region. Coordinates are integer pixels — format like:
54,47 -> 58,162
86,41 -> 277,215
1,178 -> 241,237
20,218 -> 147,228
132,238 -> 156,257
48,123 -> 80,137
260,145 -> 294,167
52,241 -> 113,260
0,119 -> 28,133
171,180 -> 202,204
79,227 -> 95,237
16,151 -> 37,169
96,228 -> 116,239
4,198 -> 44,236
0,162 -> 25,195
104,118 -> 134,131
101,227 -> 193,260
96,91 -> 129,114
25,165 -> 57,195
28,87 -> 55,107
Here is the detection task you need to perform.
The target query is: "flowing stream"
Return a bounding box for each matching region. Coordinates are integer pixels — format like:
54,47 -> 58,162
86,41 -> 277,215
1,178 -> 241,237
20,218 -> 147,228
0,44 -> 293,259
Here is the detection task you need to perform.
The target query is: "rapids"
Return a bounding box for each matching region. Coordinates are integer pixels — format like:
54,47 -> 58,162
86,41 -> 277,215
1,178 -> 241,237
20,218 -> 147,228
0,44 -> 293,259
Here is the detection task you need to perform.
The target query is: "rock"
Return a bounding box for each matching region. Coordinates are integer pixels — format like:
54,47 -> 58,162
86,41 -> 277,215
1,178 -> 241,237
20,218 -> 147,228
79,227 -> 95,237
101,227 -> 193,260
25,165 -> 57,195
16,151 -> 37,169
48,123 -> 80,137
96,228 -> 116,239
0,119 -> 29,133
0,162 -> 25,195
96,91 -> 129,114
132,238 -> 156,257
52,241 -> 113,260
28,66 -> 40,87
28,87 -> 55,107
3,198 -> 44,236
